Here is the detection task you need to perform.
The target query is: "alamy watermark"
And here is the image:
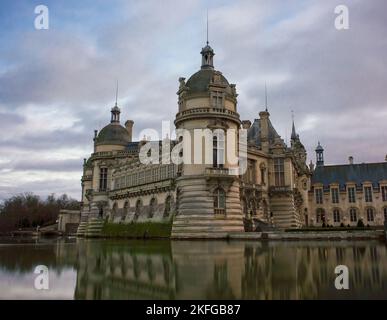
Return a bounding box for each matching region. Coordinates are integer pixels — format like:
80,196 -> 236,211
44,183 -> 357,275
137,121 -> 248,175
34,5 -> 49,30
34,265 -> 49,290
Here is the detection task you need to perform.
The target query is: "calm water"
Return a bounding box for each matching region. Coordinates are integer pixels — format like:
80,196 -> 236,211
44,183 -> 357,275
0,238 -> 386,299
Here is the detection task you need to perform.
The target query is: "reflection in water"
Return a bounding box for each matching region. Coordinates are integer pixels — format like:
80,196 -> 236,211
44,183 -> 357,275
0,239 -> 387,299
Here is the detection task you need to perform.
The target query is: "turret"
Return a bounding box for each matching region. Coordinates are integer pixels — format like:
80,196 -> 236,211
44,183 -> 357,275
315,141 -> 324,166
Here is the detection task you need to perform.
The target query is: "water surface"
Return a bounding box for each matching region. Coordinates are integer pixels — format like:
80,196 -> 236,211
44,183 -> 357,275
0,238 -> 386,299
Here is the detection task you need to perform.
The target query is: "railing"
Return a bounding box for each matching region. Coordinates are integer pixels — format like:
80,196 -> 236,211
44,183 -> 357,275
176,107 -> 240,119
269,186 -> 292,193
214,208 -> 226,215
205,167 -> 229,176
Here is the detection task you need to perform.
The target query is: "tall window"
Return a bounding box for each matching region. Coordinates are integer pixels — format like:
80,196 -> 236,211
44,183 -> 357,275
348,187 -> 356,203
366,208 -> 374,222
315,189 -> 323,204
214,188 -> 226,215
384,207 -> 387,221
316,208 -> 325,223
364,187 -> 373,202
213,131 -> 225,168
333,209 -> 340,223
99,168 -> 108,191
350,208 -> 357,222
331,188 -> 339,204
274,158 -> 285,186
246,160 -> 256,184
382,186 -> 387,202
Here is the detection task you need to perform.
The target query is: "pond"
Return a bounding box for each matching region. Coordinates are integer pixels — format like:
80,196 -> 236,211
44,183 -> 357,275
0,238 -> 386,299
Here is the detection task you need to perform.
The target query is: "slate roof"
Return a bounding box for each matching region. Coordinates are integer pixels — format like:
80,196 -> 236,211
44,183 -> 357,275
312,162 -> 387,189
247,118 -> 281,148
95,123 -> 131,146
186,69 -> 232,95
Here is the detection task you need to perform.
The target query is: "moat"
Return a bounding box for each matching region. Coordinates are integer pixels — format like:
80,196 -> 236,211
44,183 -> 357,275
0,238 -> 386,299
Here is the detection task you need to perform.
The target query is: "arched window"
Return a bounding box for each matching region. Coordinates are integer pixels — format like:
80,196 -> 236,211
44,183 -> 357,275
212,130 -> 225,168
134,199 -> 142,221
366,207 -> 375,222
384,207 -> 387,221
164,196 -> 173,217
349,208 -> 357,222
214,188 -> 226,215
316,208 -> 325,223
333,209 -> 340,223
122,202 -> 129,221
149,198 -> 157,218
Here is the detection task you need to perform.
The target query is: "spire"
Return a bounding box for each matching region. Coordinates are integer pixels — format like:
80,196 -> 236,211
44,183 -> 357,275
115,80 -> 118,106
206,9 -> 209,45
291,110 -> 297,140
265,82 -> 268,111
201,12 -> 214,69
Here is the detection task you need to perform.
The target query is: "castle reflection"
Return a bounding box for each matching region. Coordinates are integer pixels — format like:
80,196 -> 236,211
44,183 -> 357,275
1,239 -> 387,299
72,240 -> 387,299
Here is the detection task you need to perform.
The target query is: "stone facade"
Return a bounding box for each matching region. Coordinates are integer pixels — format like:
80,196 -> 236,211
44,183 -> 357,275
79,42 -> 386,238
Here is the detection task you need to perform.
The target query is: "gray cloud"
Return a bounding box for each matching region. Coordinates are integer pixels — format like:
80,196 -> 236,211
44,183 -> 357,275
0,0 -> 386,201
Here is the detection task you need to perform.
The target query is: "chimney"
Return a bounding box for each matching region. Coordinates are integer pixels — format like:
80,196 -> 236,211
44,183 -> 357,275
385,154 -> 387,162
241,120 -> 251,130
125,120 -> 134,142
259,111 -> 270,153
348,156 -> 354,165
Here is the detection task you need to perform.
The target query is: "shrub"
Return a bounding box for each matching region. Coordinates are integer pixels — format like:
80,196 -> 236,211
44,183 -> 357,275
357,219 -> 365,228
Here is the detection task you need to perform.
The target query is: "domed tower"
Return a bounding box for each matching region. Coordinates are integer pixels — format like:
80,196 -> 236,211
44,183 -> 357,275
172,42 -> 245,238
94,104 -> 132,152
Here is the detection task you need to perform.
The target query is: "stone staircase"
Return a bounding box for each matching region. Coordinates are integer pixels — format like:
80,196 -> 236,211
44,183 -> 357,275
76,218 -> 105,238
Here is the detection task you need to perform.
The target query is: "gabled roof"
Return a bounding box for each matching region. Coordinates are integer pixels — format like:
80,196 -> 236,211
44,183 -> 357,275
312,162 -> 387,188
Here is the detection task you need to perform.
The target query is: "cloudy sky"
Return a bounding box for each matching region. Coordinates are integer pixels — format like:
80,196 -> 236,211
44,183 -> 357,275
0,0 -> 386,201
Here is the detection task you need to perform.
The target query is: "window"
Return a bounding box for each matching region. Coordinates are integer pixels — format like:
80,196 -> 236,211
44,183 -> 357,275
138,171 -> 145,185
274,158 -> 285,186
213,131 -> 225,168
214,188 -> 226,215
212,91 -> 223,107
366,208 -> 374,222
364,186 -> 373,202
350,208 -> 357,222
246,160 -> 256,184
333,209 -> 340,223
315,189 -> 323,204
316,208 -> 325,223
382,186 -> 387,202
331,188 -> 339,204
99,168 -> 108,191
384,207 -> 387,221
348,187 -> 356,203
260,166 -> 266,185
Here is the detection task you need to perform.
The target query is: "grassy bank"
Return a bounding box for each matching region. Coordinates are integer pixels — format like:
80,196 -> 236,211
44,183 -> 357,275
101,221 -> 172,239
